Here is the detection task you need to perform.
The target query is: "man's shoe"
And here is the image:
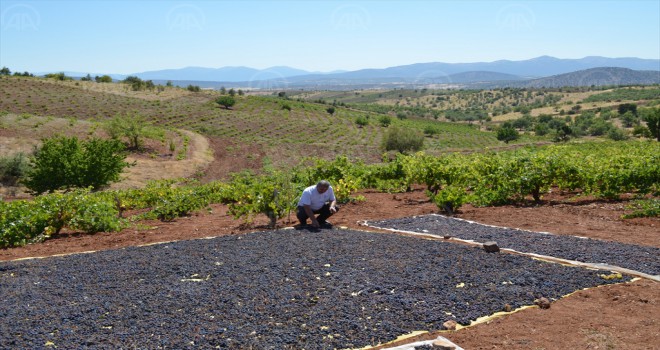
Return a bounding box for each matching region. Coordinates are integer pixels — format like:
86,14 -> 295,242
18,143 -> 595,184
318,221 -> 333,228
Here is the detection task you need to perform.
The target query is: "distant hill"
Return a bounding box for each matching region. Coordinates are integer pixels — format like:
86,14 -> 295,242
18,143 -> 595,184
504,67 -> 660,88
133,66 -> 313,82
52,56 -> 660,89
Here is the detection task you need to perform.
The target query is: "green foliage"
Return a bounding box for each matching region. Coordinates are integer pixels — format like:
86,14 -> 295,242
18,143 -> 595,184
215,95 -> 236,109
640,107 -> 660,141
0,67 -> 10,76
377,115 -> 392,127
607,127 -> 629,141
381,126 -> 424,153
105,113 -> 149,150
326,106 -> 335,115
23,136 -> 129,194
187,85 -> 201,92
355,115 -> 369,127
583,88 -> 660,103
496,125 -> 519,143
44,72 -> 72,81
0,188 -> 126,248
428,185 -> 470,214
0,152 -> 29,186
95,75 -> 113,83
226,171 -> 301,227
622,199 -> 659,219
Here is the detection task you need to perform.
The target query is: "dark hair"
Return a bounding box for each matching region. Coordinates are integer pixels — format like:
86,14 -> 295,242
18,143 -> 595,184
316,180 -> 331,188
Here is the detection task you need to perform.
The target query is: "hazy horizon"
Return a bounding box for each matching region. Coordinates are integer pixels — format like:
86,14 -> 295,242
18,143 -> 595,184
1,0 -> 659,75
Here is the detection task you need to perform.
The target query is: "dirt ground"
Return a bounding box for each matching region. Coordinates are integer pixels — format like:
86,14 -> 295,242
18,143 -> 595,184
1,186 -> 658,350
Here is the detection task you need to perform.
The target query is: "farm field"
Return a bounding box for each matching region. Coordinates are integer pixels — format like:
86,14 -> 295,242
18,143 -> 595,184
1,75 -> 659,349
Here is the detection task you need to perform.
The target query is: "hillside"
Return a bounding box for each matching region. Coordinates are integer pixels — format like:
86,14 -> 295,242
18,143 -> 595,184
0,76 -> 527,176
505,67 -> 660,88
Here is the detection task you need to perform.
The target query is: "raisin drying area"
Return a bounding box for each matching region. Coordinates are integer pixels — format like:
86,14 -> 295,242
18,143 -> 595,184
367,214 -> 660,278
0,220 -> 647,349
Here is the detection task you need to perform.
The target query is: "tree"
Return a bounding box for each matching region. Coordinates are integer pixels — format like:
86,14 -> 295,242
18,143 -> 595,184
618,103 -> 637,116
23,136 -> 130,194
80,74 -> 92,81
641,107 -> 660,141
496,123 -> 519,144
95,75 -> 112,83
326,106 -> 335,116
215,95 -> 236,109
0,67 -> 10,75
381,126 -> 424,153
105,114 -> 149,150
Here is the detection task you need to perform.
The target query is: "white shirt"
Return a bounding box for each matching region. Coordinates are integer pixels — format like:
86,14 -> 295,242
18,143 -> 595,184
297,185 -> 336,211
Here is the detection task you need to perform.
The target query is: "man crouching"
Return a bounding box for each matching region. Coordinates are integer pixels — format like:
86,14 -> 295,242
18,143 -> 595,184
296,180 -> 339,228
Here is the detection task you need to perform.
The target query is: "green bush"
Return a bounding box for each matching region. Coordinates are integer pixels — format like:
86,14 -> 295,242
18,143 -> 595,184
216,95 -> 236,109
23,136 -> 130,194
0,152 -> 29,186
381,126 -> 424,154
105,113 -> 149,150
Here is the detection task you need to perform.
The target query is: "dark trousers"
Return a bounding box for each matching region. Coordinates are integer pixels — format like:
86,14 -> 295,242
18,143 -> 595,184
296,203 -> 337,224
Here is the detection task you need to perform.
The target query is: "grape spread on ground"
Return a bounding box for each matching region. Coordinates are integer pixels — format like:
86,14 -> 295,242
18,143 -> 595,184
1,228 -> 629,349
367,215 -> 660,276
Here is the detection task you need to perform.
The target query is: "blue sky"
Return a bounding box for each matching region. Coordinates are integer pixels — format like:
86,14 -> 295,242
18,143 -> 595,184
1,0 -> 659,74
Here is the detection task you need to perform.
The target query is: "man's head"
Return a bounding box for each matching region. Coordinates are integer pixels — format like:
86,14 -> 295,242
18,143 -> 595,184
316,180 -> 331,193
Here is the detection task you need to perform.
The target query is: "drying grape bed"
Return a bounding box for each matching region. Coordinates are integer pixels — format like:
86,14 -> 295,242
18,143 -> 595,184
367,215 -> 660,276
1,228 -> 629,349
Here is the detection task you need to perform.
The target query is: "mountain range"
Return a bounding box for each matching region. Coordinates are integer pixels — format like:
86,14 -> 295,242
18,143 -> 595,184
60,56 -> 660,89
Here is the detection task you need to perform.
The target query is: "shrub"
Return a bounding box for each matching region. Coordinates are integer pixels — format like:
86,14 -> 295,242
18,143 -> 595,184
607,128 -> 629,141
105,113 -> 149,150
216,96 -> 236,109
23,136 -> 130,194
355,115 -> 368,127
0,153 -> 29,186
377,115 -> 392,127
381,126 -> 424,154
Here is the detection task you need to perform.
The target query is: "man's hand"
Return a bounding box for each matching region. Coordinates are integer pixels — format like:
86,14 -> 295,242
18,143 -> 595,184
330,206 -> 337,214
310,218 -> 320,228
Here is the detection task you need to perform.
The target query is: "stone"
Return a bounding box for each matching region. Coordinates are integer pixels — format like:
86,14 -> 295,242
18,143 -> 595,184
503,303 -> 512,312
442,320 -> 458,330
432,338 -> 457,349
534,297 -> 551,309
483,241 -> 500,253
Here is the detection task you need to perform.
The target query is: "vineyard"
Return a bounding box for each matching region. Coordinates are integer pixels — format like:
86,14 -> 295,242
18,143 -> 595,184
2,140 -> 657,248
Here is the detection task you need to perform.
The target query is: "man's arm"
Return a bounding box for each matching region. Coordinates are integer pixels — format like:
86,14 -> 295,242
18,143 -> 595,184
303,204 -> 319,227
